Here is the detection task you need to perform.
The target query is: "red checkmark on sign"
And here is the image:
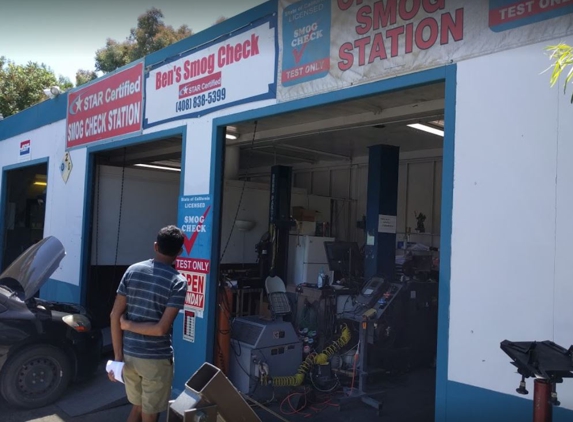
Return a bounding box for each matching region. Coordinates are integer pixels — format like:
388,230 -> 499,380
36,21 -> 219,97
292,29 -> 314,64
292,17 -> 323,65
183,206 -> 211,255
293,43 -> 309,64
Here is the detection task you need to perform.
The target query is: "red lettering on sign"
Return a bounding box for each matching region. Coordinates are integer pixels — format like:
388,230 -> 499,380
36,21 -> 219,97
217,34 -> 260,68
188,274 -> 205,294
337,4 -> 464,71
185,292 -> 205,309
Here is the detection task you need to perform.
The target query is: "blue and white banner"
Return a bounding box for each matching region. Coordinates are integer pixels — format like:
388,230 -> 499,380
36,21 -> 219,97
282,0 -> 331,86
175,194 -> 213,319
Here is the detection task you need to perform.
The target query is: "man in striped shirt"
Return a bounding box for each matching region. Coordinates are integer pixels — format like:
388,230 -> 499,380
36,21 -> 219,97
109,225 -> 187,422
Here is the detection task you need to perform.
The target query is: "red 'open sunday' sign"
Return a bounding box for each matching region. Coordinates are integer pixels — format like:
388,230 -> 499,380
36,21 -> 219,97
66,62 -> 143,148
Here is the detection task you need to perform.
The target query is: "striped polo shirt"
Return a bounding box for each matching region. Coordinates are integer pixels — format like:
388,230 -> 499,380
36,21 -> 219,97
117,259 -> 187,359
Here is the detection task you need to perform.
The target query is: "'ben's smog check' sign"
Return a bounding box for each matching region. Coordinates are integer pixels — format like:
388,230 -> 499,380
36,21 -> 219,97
66,62 -> 143,148
144,19 -> 276,127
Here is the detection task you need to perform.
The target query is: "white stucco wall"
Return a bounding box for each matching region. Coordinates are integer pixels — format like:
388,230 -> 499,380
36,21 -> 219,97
0,120 -> 87,286
449,35 -> 573,408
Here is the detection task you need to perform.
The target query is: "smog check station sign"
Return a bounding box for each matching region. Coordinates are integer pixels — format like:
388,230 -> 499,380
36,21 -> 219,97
144,19 -> 276,127
66,62 -> 143,148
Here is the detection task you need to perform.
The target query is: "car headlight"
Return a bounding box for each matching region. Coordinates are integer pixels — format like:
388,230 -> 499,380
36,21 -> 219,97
62,314 -> 91,332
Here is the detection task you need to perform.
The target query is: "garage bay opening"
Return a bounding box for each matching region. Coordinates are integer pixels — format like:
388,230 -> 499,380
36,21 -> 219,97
85,136 -> 182,347
216,82 -> 445,421
1,162 -> 48,271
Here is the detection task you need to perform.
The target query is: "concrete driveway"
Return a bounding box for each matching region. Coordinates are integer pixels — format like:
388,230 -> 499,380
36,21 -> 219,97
0,358 -> 133,422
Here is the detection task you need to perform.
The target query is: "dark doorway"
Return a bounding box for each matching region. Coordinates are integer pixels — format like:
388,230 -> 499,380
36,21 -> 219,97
1,163 -> 48,271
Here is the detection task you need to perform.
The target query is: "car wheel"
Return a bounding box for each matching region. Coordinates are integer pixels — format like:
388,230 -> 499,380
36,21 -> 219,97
0,344 -> 72,409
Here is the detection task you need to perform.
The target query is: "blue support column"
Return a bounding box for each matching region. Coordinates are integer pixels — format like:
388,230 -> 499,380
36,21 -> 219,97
364,145 -> 400,281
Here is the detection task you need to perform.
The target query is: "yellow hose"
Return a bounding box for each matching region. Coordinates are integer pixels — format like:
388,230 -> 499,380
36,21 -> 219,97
272,352 -> 316,387
314,324 -> 351,365
272,325 -> 351,387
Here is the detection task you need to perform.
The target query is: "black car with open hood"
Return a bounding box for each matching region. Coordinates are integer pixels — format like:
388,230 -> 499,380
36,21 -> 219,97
0,236 -> 102,408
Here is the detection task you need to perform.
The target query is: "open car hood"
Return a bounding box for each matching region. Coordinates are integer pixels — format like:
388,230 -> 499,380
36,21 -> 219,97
0,237 -> 66,300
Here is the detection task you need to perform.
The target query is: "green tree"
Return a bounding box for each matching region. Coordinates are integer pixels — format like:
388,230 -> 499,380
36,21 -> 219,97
95,8 -> 192,73
76,69 -> 98,87
58,75 -> 74,91
0,57 -> 70,118
546,43 -> 573,102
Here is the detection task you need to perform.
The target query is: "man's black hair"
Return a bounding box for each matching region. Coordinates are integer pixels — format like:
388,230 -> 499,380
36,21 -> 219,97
156,225 -> 184,257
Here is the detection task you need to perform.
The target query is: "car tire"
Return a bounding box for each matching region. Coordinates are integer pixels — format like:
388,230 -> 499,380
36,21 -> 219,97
0,344 -> 72,409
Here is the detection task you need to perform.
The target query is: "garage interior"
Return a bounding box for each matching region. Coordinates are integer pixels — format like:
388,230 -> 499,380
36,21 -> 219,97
81,80 -> 445,420
86,137 -> 182,331
1,162 -> 48,272
215,82 -> 445,421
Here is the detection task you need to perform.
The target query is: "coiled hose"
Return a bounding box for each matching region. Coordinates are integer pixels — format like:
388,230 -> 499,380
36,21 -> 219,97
271,324 -> 351,387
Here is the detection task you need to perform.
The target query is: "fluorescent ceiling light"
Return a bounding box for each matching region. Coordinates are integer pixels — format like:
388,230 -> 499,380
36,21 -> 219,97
407,123 -> 444,137
33,181 -> 47,186
226,133 -> 238,140
134,164 -> 181,172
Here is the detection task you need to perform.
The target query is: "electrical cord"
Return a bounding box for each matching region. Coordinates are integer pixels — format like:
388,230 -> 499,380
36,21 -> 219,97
220,121 -> 258,261
108,148 -> 127,309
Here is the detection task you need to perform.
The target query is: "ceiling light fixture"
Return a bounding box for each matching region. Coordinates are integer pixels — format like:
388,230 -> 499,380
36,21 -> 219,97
134,164 -> 181,172
33,181 -> 48,186
226,133 -> 238,140
407,123 -> 444,137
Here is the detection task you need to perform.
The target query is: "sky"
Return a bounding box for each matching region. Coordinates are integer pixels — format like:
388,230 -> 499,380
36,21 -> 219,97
0,0 -> 265,83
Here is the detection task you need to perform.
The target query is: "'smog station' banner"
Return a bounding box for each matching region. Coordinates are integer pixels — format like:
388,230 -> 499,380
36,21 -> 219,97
176,195 -> 213,326
66,62 -> 143,148
144,18 -> 277,127
277,0 -> 573,102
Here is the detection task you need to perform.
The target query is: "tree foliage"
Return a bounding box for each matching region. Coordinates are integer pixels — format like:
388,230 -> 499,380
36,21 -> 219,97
76,69 -> 98,87
0,57 -> 71,118
546,43 -> 573,103
95,8 -> 192,73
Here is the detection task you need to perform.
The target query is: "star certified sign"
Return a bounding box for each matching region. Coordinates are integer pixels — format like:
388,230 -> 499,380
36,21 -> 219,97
66,61 -> 143,148
60,152 -> 73,183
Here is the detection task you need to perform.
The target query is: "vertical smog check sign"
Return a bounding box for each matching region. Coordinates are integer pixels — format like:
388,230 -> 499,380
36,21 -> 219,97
143,18 -> 276,127
175,195 -> 213,320
281,0 -> 331,87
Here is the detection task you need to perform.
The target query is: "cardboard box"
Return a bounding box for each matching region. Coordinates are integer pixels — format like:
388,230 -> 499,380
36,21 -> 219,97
292,206 -> 319,222
291,221 -> 316,236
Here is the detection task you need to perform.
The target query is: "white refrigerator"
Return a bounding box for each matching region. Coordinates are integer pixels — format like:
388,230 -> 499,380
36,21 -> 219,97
287,235 -> 335,286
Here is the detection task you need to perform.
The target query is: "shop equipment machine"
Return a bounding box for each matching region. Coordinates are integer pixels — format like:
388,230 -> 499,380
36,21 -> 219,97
501,340 -> 573,422
228,275 -> 302,399
337,276 -> 404,415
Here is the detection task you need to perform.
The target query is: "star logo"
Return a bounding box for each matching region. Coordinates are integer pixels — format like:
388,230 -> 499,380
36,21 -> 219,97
68,95 -> 82,115
74,96 -> 82,112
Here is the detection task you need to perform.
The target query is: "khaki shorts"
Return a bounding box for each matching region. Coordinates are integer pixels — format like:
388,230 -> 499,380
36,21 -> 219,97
123,355 -> 174,414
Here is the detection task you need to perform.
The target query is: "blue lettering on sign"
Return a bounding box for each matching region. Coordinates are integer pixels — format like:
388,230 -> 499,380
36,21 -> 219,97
489,0 -> 573,32
282,0 -> 331,87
